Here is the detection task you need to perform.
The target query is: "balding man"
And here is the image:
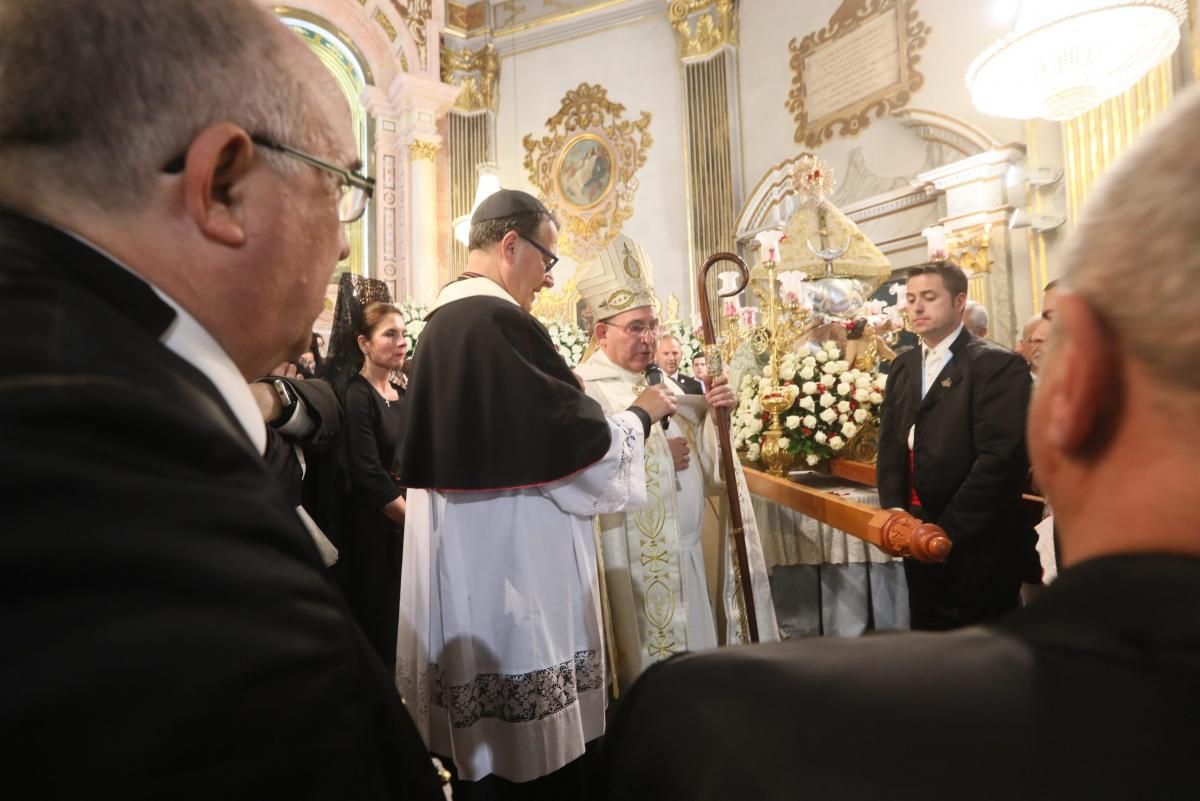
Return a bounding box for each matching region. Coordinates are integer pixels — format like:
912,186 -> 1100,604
0,2 -> 441,797
599,76 -> 1200,801
657,334 -> 704,394
1016,313 -> 1052,377
963,299 -> 989,338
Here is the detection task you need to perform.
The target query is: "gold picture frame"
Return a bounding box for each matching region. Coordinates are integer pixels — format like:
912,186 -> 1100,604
554,133 -> 617,211
524,83 -> 652,262
786,0 -> 930,148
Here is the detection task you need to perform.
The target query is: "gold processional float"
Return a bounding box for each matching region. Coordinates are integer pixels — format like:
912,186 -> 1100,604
696,156 -> 951,582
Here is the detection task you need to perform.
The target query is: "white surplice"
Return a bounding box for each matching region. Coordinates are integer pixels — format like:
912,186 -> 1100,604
394,277 -> 648,784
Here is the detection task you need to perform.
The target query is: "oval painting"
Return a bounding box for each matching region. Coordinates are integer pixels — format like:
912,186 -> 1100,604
557,134 -> 614,210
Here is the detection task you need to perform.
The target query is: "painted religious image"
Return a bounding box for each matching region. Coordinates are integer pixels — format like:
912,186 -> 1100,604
557,134 -> 614,209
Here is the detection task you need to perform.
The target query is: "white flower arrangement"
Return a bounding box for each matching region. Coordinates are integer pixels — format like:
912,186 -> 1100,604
541,319 -> 588,367
730,340 -> 885,466
397,300 -> 430,354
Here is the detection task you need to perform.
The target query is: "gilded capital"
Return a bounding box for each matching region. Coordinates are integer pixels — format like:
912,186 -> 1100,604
409,139 -> 441,161
669,0 -> 737,61
441,43 -> 499,113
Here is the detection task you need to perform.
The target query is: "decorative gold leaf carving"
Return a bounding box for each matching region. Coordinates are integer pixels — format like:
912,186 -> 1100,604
523,83 -> 652,262
441,44 -> 499,112
786,0 -> 929,147
373,8 -> 398,41
669,0 -> 737,60
389,0 -> 432,70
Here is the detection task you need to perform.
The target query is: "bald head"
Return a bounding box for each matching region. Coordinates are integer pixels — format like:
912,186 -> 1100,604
1028,83 -> 1200,565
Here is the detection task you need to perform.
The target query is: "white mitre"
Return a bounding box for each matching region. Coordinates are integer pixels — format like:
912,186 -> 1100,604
577,234 -> 657,323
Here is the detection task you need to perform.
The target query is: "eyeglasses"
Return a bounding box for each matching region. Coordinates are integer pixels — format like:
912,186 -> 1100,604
518,232 -> 560,273
162,134 -> 375,224
608,319 -> 660,338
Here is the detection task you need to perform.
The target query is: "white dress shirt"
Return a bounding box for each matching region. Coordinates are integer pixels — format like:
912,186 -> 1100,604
908,323 -> 963,449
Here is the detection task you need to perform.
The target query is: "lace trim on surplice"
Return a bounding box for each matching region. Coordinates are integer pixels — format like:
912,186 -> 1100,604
430,649 -> 604,728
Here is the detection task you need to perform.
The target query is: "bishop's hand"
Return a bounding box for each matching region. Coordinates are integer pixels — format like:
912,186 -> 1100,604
632,384 -> 677,425
704,374 -> 735,409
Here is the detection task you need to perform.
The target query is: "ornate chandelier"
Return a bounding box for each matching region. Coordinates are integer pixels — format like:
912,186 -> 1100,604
966,0 -> 1187,121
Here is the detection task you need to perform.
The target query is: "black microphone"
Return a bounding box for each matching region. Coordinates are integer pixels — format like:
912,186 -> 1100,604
644,362 -> 671,430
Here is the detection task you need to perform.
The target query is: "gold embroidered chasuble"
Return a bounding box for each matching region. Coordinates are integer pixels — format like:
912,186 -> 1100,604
577,350 -> 779,689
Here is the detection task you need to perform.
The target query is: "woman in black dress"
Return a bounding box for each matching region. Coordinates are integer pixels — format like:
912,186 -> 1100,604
342,301 -> 409,670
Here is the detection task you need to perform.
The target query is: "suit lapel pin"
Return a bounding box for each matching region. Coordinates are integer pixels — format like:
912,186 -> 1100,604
940,377 -> 953,388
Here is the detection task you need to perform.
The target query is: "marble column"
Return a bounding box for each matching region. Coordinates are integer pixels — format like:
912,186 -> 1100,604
389,72 -> 459,304
363,85 -> 403,301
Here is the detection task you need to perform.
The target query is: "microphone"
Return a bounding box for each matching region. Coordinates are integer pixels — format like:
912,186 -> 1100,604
644,362 -> 671,430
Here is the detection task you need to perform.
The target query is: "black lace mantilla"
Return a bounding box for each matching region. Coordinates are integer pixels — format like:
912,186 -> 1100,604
430,649 -> 604,728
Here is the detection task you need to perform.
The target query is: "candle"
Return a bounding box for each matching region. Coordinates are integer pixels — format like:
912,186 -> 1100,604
754,229 -> 786,266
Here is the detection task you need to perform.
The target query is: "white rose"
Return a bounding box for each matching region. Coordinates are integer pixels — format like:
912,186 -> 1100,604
814,431 -> 828,444
763,364 -> 775,379
759,378 -> 772,393
839,413 -> 849,423
829,435 -> 845,450
842,421 -> 858,438
801,381 -> 818,395
819,393 -> 835,408
802,356 -> 817,367
803,415 -> 817,429
831,361 -> 848,374
837,400 -> 851,413
815,350 -> 829,363
836,382 -> 851,396
821,374 -> 837,387
799,366 -> 815,381
806,453 -> 821,466
798,396 -> 816,412
746,443 -> 760,461
874,373 -> 888,390
855,375 -> 872,389
777,437 -> 790,450
823,340 -> 838,354
785,415 -> 801,430
870,391 -> 884,404
749,419 -> 763,434
779,364 -> 797,381
855,387 -> 871,402
853,408 -> 868,423
819,408 -> 837,424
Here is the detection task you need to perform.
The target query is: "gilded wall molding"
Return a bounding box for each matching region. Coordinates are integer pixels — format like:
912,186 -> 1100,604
388,0 -> 432,70
409,139 -> 441,161
523,83 -> 652,261
373,7 -> 398,41
669,0 -> 737,61
786,0 -> 929,147
441,43 -> 499,112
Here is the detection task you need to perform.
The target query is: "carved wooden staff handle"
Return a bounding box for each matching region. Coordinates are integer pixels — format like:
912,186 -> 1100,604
697,251 -> 758,642
868,508 -> 953,564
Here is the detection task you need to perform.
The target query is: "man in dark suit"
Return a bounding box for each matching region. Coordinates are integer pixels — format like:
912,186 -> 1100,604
598,82 -> 1200,801
0,1 -> 443,798
877,261 -> 1036,629
657,334 -> 705,395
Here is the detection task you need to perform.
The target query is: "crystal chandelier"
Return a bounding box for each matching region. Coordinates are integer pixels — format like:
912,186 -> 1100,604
966,0 -> 1187,121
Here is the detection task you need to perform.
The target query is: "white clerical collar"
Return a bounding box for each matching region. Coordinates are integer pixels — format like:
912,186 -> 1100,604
429,274 -> 520,314
576,347 -> 643,385
922,323 -> 963,361
57,226 -> 267,455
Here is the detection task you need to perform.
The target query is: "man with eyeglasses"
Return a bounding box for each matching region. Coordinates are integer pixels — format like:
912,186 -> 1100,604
575,235 -> 779,693
394,189 -> 677,797
0,1 -> 442,798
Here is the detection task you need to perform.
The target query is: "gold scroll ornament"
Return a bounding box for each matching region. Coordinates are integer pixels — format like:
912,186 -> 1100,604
523,83 -> 652,262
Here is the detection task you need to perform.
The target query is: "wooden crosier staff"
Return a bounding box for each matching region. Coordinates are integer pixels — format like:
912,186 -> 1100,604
697,251 -> 758,643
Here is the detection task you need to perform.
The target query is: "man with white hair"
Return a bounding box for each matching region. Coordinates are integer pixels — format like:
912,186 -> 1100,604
962,299 -> 989,338
1016,313 -> 1052,376
599,81 -> 1200,801
0,2 -> 442,797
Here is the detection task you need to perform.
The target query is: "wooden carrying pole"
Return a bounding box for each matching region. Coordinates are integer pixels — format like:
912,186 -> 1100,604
697,252 -> 759,642
742,466 -> 952,563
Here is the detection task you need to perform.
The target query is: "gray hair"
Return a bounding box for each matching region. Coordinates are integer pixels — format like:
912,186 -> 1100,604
1020,313 -> 1043,341
1062,84 -> 1200,394
963,300 -> 989,337
0,0 -> 317,212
